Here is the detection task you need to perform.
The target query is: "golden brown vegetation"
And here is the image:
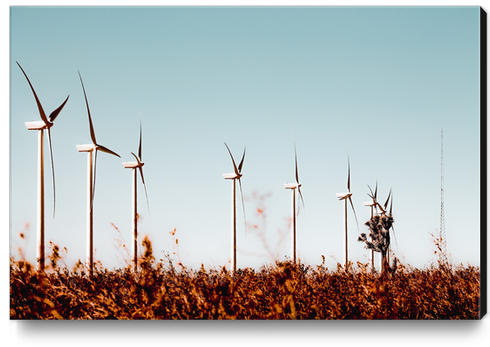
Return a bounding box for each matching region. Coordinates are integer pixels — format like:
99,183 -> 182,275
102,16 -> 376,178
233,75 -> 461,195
10,237 -> 480,320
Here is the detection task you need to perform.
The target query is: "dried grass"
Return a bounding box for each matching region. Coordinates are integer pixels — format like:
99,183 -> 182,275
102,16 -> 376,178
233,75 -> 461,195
10,238 -> 480,320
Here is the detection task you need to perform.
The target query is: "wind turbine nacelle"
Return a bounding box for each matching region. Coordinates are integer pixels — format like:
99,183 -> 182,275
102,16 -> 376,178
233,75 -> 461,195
223,173 -> 240,179
336,192 -> 352,199
25,121 -> 49,130
123,161 -> 139,169
363,201 -> 375,207
284,183 -> 300,189
76,144 -> 96,152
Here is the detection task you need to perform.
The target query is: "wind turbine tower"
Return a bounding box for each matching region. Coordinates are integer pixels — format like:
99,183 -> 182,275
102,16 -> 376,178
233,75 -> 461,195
440,129 -> 447,264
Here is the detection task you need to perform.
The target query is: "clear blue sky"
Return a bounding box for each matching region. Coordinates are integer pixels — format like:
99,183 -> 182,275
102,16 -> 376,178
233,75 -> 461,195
9,6 -> 481,272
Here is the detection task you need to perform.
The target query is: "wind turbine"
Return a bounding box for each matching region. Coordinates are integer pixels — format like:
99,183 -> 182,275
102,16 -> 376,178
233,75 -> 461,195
223,142 -> 246,273
336,157 -> 358,270
122,121 -> 150,271
365,184 -> 393,269
76,72 -> 120,276
364,182 -> 389,270
17,62 -> 69,271
283,143 -> 304,264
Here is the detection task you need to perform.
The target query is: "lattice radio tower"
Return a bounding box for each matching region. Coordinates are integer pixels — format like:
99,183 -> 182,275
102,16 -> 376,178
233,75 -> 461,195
440,129 -> 448,264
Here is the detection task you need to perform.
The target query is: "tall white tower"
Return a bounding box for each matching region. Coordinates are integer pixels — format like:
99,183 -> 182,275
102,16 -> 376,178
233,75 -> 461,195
440,129 -> 448,264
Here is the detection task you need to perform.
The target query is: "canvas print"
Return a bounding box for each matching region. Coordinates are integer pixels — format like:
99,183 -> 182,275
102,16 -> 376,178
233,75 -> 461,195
10,6 -> 485,320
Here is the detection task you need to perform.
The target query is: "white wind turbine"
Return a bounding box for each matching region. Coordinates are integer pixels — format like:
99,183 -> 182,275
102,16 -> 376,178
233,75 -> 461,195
223,142 -> 246,273
76,72 -> 120,276
17,62 -> 69,271
283,143 -> 305,264
336,157 -> 359,270
365,183 -> 393,268
122,121 -> 150,271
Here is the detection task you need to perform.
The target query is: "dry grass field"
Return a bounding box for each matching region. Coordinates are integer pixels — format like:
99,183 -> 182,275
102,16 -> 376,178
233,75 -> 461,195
10,237 -> 480,320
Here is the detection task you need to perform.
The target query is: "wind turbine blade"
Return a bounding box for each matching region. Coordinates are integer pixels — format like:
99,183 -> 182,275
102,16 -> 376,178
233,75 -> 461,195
389,192 -> 393,215
348,196 -> 359,232
224,142 -> 239,176
91,149 -> 98,213
237,177 -> 247,234
391,210 -> 397,249
137,164 -> 146,185
48,95 -> 69,123
295,143 -> 300,184
132,152 -> 145,184
17,62 -> 49,124
368,185 -> 374,199
238,147 -> 246,174
138,120 -> 143,160
97,144 -> 120,158
46,128 -> 56,218
384,188 -> 392,210
297,186 -> 305,216
131,152 -> 142,165
78,72 -> 97,145
392,225 -> 398,251
139,167 -> 151,218
347,157 -> 351,192
131,152 -> 151,219
390,193 -> 397,249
